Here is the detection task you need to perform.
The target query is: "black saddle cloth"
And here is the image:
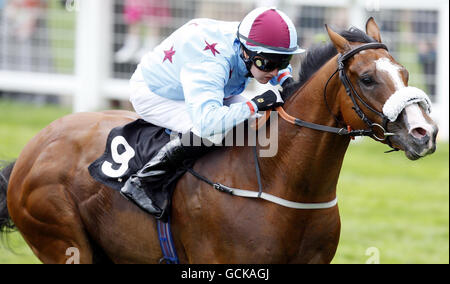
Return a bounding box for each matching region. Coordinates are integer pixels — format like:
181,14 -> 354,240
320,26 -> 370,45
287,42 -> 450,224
88,119 -> 195,221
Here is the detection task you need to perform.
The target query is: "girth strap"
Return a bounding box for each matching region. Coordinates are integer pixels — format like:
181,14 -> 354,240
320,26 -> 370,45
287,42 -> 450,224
157,217 -> 179,264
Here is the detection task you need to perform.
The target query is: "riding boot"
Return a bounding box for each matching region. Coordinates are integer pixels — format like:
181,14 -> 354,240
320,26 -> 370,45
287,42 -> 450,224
120,132 -> 215,217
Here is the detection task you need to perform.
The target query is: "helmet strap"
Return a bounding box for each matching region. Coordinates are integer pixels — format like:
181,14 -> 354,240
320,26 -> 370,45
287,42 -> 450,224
239,44 -> 254,78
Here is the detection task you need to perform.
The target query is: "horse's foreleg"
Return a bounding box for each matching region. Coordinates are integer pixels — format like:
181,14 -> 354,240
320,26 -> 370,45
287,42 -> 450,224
9,184 -> 94,264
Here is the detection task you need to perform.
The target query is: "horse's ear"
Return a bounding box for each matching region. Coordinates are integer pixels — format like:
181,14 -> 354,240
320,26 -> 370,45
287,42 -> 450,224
366,17 -> 382,43
325,24 -> 351,54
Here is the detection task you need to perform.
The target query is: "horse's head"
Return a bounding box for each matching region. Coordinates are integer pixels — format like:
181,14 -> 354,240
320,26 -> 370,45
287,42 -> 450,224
326,18 -> 438,160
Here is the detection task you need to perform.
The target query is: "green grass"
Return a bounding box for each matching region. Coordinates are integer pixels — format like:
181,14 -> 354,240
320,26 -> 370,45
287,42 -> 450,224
0,100 -> 71,159
333,138 -> 449,264
0,99 -> 448,264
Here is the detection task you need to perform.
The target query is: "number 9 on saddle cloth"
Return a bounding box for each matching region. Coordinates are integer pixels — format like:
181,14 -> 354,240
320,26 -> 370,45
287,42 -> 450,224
88,119 -> 206,222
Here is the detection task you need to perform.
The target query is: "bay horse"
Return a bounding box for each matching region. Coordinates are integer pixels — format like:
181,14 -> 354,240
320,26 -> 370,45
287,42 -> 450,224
0,18 -> 438,263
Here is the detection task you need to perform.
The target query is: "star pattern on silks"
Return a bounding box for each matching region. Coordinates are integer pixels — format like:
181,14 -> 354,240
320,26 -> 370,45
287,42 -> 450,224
163,45 -> 176,63
204,40 -> 220,56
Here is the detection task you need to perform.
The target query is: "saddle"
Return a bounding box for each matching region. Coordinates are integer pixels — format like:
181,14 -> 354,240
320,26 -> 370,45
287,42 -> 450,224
88,114 -> 269,222
88,119 -> 196,222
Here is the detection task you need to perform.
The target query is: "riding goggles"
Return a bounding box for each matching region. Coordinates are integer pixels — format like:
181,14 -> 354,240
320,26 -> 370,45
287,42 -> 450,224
250,55 -> 291,72
244,46 -> 292,72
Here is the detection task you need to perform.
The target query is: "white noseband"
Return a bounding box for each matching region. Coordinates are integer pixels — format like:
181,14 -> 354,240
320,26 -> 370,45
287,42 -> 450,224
382,86 -> 432,122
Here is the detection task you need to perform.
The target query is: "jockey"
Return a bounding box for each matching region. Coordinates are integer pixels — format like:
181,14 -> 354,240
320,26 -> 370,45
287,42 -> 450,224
121,7 -> 305,216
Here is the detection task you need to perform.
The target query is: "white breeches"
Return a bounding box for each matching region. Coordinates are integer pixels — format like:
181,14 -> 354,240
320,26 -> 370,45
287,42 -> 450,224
129,71 -> 248,135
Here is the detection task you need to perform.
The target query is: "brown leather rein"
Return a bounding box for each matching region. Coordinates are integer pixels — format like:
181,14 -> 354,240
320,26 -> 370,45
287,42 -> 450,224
253,107 -> 372,137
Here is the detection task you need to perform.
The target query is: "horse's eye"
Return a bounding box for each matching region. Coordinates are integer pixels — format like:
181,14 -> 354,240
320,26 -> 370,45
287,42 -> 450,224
361,76 -> 375,86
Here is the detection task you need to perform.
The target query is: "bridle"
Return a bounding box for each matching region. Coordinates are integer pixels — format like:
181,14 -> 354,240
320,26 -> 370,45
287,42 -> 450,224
336,42 -> 398,150
277,42 -> 399,152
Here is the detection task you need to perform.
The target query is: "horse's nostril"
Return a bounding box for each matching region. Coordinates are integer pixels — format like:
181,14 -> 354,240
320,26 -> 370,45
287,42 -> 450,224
410,127 -> 428,139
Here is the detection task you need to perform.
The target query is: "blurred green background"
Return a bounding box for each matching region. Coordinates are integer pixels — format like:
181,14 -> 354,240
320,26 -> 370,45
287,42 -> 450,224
0,99 -> 448,264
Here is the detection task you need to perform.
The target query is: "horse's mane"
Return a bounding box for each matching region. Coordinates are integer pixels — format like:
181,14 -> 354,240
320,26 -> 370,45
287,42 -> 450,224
285,27 -> 377,98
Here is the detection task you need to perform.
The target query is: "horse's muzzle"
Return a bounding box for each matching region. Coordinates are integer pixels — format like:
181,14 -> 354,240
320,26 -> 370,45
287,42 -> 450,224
388,103 -> 439,160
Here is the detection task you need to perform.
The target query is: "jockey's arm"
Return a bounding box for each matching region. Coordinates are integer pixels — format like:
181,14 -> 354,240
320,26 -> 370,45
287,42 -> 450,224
180,59 -> 255,138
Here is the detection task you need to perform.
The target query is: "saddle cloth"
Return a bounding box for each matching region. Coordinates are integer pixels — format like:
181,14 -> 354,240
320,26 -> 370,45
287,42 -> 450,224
88,119 -> 195,221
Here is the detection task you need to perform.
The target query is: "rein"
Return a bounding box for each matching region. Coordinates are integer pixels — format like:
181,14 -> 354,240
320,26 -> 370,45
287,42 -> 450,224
279,42 -> 399,152
276,107 -> 372,137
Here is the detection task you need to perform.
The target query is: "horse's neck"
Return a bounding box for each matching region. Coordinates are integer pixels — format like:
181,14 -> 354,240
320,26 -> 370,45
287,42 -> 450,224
261,58 -> 350,203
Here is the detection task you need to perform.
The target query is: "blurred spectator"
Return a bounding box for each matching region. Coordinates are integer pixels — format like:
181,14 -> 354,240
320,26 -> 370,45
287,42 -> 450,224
0,0 -> 53,72
3,0 -> 46,41
115,0 -> 171,64
418,41 -> 437,96
412,10 -> 438,97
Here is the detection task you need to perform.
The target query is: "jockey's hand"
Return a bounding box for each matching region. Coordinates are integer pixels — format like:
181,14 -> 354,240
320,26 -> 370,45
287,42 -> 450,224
280,76 -> 295,101
251,90 -> 284,111
270,66 -> 293,86
281,76 -> 294,89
